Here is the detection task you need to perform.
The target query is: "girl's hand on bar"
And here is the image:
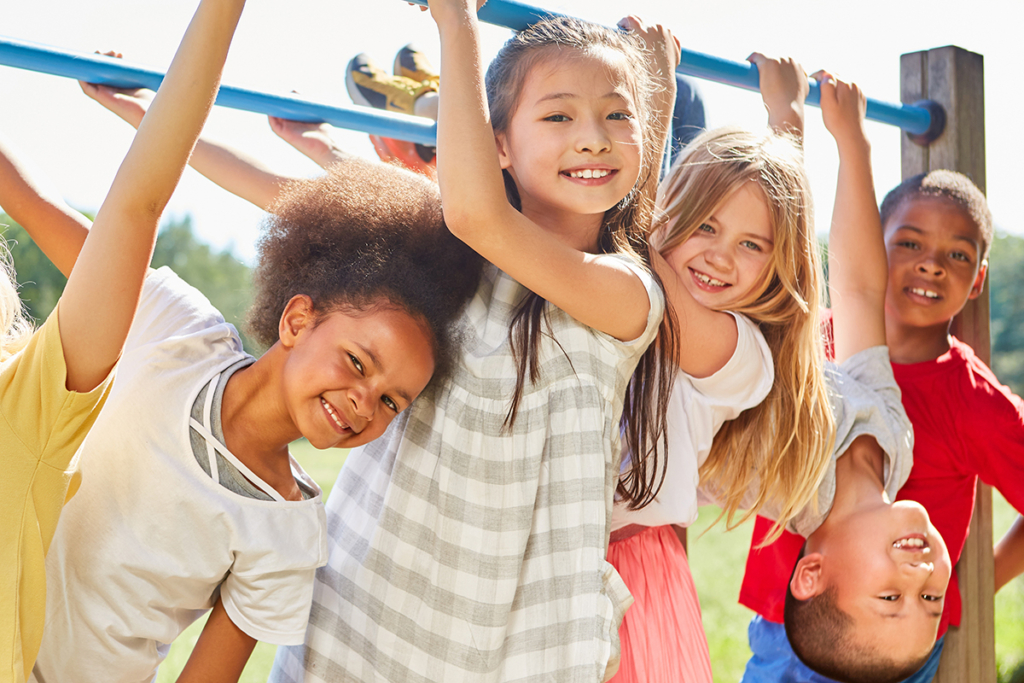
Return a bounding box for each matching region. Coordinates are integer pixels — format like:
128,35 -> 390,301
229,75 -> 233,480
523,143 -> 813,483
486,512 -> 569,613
748,52 -> 808,137
813,70 -> 869,155
79,51 -> 153,130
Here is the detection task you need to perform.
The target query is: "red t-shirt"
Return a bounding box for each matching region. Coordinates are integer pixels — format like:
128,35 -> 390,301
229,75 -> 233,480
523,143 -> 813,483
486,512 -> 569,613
739,334 -> 1024,639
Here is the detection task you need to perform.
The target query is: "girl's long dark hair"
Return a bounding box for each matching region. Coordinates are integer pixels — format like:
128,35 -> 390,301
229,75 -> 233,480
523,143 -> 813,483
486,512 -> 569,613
487,16 -> 679,509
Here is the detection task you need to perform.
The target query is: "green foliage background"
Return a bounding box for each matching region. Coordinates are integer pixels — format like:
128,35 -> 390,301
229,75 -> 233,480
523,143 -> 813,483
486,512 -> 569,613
2,212 -> 257,353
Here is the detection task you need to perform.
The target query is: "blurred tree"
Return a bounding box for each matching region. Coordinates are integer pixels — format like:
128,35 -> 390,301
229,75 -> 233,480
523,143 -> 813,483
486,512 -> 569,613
990,231 -> 1024,395
2,212 -> 257,353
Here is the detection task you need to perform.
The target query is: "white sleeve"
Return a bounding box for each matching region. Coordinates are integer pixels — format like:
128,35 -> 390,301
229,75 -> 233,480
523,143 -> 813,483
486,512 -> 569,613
219,503 -> 328,645
688,312 -> 774,423
592,254 -> 665,352
122,267 -> 228,354
615,314 -> 774,529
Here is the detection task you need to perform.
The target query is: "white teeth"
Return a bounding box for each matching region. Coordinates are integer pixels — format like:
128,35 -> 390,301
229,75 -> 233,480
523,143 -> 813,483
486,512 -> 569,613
321,397 -> 348,431
910,287 -> 940,299
893,537 -> 927,549
567,169 -> 609,179
695,271 -> 728,287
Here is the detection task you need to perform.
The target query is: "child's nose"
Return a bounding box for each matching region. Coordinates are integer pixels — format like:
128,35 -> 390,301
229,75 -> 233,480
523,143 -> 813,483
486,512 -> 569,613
575,119 -> 612,154
349,384 -> 378,423
915,256 -> 945,276
705,246 -> 732,270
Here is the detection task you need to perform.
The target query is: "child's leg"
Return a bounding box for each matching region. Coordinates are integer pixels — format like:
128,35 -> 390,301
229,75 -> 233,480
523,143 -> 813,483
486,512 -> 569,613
607,525 -> 712,683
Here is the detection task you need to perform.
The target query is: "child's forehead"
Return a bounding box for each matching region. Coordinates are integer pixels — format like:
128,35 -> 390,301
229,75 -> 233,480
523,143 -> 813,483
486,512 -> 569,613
883,195 -> 982,242
526,46 -> 636,93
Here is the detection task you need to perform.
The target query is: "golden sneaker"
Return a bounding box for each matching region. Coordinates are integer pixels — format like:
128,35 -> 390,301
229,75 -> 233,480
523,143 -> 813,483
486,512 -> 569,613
346,53 -> 435,116
394,44 -> 440,89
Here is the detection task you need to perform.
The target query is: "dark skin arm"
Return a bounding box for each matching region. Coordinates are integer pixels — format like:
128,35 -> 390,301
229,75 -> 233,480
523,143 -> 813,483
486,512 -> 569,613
176,598 -> 257,683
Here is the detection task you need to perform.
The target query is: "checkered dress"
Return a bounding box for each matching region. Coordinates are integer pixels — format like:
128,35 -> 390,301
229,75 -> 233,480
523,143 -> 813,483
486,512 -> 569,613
270,260 -> 663,683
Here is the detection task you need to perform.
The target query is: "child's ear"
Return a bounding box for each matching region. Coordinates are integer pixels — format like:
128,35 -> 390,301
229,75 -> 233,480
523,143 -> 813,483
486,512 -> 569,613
495,132 -> 513,170
279,295 -> 316,348
790,552 -> 826,601
968,260 -> 988,300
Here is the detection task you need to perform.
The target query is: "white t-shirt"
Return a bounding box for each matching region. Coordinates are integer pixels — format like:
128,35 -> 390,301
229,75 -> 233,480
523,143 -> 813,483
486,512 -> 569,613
33,268 -> 327,683
611,312 -> 774,531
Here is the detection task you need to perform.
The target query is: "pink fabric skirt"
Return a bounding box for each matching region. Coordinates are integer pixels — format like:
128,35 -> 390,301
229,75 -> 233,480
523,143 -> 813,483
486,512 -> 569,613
606,525 -> 713,683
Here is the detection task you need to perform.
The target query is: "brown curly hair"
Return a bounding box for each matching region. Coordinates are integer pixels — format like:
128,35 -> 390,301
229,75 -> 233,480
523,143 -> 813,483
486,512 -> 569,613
248,159 -> 483,382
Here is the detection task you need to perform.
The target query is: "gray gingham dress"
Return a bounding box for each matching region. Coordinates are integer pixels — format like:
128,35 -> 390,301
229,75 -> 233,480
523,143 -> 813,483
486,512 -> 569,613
271,259 -> 664,683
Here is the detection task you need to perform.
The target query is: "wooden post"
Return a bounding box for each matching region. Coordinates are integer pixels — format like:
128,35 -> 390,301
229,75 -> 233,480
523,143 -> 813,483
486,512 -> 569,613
900,46 -> 996,683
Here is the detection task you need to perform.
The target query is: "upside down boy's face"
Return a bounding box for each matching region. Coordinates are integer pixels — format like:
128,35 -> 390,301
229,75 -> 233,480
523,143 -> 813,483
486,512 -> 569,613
794,498 -> 953,665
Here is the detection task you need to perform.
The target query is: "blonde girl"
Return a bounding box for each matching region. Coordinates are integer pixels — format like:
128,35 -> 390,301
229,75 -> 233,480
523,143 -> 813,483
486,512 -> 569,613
607,57 -> 836,682
271,6 -> 681,683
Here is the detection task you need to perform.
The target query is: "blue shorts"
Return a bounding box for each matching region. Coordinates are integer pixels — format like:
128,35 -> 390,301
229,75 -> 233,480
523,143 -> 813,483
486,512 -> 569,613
740,615 -> 945,683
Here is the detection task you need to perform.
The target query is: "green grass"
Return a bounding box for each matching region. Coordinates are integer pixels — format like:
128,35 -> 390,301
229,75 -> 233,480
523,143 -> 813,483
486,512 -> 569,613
155,442 -> 1024,681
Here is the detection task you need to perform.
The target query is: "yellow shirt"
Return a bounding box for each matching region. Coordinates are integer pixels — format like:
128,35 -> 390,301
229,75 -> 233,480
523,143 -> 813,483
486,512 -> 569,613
0,307 -> 112,683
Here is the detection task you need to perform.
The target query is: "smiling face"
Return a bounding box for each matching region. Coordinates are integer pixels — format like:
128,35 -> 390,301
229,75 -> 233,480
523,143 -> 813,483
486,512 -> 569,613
662,181 -> 775,310
495,48 -> 643,231
804,498 -> 952,665
883,196 -> 987,332
280,297 -> 436,450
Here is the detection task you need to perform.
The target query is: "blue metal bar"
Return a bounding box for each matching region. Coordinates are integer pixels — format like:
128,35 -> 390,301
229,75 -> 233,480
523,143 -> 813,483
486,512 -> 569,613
0,36 -> 439,146
407,0 -> 933,136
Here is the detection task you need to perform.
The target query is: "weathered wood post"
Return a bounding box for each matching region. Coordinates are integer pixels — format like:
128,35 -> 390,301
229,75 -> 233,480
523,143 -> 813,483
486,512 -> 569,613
900,45 -> 996,683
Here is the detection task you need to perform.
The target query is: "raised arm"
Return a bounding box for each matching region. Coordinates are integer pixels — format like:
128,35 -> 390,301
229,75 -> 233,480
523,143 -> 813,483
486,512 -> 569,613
81,61 -> 293,212
818,72 -> 886,363
0,137 -> 91,277
60,0 -> 245,394
428,0 -> 653,342
618,16 -> 679,198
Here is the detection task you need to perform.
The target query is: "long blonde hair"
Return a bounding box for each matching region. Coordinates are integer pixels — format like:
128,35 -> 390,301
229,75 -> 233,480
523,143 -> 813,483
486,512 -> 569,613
1,239 -> 33,360
657,127 -> 835,540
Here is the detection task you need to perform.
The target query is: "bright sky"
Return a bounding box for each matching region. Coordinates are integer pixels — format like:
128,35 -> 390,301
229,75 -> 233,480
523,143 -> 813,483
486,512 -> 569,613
1,0 -> 1020,264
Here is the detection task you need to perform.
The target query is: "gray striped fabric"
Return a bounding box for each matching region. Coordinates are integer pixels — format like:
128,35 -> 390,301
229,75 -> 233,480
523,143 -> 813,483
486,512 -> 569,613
271,260 -> 663,683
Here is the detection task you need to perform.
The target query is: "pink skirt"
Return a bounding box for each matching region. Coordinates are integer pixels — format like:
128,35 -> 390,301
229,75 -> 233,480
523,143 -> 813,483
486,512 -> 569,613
606,525 -> 713,683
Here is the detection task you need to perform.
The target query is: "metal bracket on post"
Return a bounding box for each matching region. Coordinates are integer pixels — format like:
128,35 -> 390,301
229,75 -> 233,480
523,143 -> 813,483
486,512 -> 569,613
906,99 -> 947,146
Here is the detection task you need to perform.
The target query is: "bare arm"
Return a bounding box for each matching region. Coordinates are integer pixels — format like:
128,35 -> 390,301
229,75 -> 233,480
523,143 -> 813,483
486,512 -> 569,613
0,137 -> 91,277
176,599 -> 257,683
59,0 -> 246,393
818,73 -> 887,363
618,16 -> 678,204
995,514 -> 1024,593
429,0 -> 652,341
81,72 -> 292,212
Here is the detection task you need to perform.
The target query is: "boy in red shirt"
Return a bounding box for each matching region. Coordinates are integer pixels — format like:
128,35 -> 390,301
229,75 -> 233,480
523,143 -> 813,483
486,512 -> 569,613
738,169 -> 1024,680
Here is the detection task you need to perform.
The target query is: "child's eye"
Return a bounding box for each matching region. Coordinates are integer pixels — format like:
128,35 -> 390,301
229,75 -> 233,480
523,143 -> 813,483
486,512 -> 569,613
950,251 -> 971,263
544,114 -> 570,122
897,240 -> 919,250
382,395 -> 399,412
879,594 -> 901,601
922,593 -> 943,602
741,240 -> 762,252
607,111 -> 633,121
697,223 -> 714,234
349,354 -> 364,374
